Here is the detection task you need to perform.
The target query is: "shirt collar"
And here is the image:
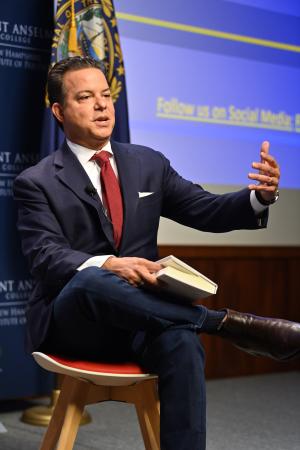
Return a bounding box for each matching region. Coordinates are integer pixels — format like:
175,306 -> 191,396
66,139 -> 113,166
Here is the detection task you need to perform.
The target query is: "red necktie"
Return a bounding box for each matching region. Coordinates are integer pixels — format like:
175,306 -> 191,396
91,151 -> 123,248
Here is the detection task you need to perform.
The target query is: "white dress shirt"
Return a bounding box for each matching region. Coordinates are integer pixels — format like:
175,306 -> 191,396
249,190 -> 269,214
67,138 -> 267,270
67,139 -> 116,270
67,139 -> 119,201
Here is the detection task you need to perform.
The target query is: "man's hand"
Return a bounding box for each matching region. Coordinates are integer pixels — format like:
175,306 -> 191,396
103,256 -> 162,287
248,141 -> 280,203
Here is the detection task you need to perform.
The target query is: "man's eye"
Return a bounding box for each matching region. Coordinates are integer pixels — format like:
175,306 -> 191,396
79,95 -> 90,100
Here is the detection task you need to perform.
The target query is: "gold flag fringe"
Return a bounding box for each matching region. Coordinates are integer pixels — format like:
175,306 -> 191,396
68,0 -> 80,54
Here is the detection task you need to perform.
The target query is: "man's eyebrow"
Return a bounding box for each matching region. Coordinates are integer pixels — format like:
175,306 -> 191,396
75,88 -> 111,95
76,90 -> 92,95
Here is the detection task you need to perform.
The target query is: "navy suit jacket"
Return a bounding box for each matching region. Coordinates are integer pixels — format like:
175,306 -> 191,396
14,141 -> 267,351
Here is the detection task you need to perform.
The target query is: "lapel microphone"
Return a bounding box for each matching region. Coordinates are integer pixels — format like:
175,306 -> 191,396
84,184 -> 111,223
85,185 -> 97,197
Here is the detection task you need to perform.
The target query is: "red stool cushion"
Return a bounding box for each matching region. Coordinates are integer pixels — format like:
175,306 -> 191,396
48,354 -> 146,375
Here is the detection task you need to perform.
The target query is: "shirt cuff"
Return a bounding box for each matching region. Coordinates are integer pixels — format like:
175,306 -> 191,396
77,255 -> 114,271
250,190 -> 268,215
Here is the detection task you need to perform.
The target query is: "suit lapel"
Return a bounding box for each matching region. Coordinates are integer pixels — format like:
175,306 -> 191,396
112,141 -> 140,251
53,142 -> 115,247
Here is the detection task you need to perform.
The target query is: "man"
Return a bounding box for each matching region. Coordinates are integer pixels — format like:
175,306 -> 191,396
14,56 -> 300,450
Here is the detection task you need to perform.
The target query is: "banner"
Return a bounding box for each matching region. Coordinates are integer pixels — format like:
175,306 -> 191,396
41,0 -> 130,157
0,1 -> 54,398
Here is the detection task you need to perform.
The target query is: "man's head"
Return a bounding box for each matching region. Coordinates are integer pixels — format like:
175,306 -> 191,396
48,56 -> 115,149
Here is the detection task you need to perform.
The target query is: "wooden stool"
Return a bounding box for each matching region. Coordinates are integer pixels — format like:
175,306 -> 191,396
33,352 -> 160,450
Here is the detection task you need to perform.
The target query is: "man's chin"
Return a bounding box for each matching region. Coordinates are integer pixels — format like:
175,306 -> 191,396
90,129 -> 112,142
93,126 -> 113,140
91,135 -> 111,148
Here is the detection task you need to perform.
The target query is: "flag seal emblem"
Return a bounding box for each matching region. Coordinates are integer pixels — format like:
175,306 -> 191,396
52,0 -> 124,103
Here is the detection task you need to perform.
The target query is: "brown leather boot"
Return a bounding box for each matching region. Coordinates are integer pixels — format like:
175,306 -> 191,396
217,309 -> 300,361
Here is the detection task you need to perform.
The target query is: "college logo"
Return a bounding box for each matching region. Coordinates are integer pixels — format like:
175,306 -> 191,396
52,0 -> 124,103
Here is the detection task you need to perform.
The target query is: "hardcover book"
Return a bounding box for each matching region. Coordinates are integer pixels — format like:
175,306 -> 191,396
156,255 -> 218,302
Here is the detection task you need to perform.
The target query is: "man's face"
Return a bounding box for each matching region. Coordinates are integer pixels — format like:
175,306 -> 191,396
52,67 -> 115,149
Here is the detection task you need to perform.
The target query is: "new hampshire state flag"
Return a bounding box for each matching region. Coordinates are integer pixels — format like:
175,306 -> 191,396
41,0 -> 130,157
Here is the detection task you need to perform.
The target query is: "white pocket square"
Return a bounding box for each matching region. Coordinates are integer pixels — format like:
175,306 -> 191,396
138,192 -> 154,198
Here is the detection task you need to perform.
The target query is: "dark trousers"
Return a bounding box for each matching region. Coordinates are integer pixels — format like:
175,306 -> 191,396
43,267 -> 208,450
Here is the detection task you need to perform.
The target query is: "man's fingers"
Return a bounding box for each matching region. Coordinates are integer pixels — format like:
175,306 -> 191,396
248,182 -> 277,191
139,258 -> 162,272
260,140 -> 270,155
136,266 -> 159,286
248,173 -> 275,184
250,146 -> 280,190
248,172 -> 279,190
259,141 -> 271,174
104,256 -> 160,273
260,153 -> 279,171
103,256 -> 161,286
260,152 -> 274,163
251,161 -> 279,176
249,141 -> 280,202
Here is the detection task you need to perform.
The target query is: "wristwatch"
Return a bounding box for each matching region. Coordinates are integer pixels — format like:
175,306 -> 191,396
255,189 -> 279,205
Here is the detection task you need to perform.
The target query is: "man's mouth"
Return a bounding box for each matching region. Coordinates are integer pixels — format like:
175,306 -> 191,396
94,117 -> 110,127
94,116 -> 109,122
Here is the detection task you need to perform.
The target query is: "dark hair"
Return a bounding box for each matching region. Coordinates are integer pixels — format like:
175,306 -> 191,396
47,56 -> 107,106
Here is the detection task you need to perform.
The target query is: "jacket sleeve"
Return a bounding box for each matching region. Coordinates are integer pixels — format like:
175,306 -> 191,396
13,174 -> 92,284
160,156 -> 268,232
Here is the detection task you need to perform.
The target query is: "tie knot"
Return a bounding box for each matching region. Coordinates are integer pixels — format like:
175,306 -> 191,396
91,150 -> 111,167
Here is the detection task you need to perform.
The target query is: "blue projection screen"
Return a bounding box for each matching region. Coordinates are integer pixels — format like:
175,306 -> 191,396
114,0 -> 300,189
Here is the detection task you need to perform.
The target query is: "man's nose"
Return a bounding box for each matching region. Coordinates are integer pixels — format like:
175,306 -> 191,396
94,96 -> 106,110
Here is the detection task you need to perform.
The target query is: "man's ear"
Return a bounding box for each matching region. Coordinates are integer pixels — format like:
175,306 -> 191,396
51,103 -> 64,124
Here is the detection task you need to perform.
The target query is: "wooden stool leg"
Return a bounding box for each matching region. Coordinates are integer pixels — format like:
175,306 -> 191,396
111,379 -> 160,450
56,378 -> 90,450
39,376 -> 90,450
134,380 -> 160,450
143,379 -> 160,445
39,376 -> 76,450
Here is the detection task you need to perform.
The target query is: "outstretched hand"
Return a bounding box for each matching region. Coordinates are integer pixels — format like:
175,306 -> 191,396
248,141 -> 280,203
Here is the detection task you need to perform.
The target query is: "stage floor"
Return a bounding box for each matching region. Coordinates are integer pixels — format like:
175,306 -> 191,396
0,371 -> 299,450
